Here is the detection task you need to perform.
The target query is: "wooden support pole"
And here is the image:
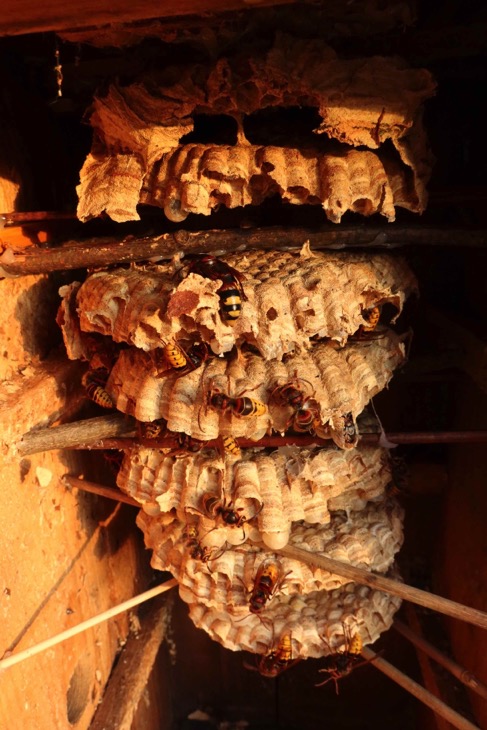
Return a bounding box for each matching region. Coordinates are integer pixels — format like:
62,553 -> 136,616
0,579 -> 178,672
17,414 -> 136,456
399,607 -> 451,730
16,413 -> 487,456
2,226 -> 487,277
394,620 -> 487,702
276,545 -> 487,631
63,475 -> 139,508
361,648 -> 481,730
0,0 -> 296,37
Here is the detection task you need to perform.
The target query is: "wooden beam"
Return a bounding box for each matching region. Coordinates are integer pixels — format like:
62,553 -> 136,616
89,595 -> 173,730
395,619 -> 487,703
362,648 -> 481,730
2,226 -> 487,277
0,0 -> 296,37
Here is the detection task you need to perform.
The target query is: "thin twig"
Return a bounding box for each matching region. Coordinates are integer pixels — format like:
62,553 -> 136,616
63,475 -> 139,508
2,226 -> 487,276
400,607 -> 451,730
276,544 -> 487,631
361,648 -> 480,730
394,619 -> 487,702
0,579 -> 178,672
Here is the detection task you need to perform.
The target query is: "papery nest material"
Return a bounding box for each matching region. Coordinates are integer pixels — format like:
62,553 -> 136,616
182,579 -> 402,658
106,329 -> 406,446
138,145 -> 420,224
137,500 -> 403,609
76,33 -> 435,223
118,444 -> 393,546
68,248 -> 416,360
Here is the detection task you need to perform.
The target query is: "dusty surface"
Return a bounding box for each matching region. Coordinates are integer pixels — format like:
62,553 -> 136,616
0,273 -> 150,730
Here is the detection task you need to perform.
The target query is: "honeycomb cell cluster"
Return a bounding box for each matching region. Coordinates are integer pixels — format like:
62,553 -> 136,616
59,246 -> 416,667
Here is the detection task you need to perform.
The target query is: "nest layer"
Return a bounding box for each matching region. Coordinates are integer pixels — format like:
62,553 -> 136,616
183,581 -> 402,658
71,248 -> 416,359
139,145 -> 422,224
106,329 -> 405,445
137,500 -> 403,605
118,444 -> 393,544
76,33 -> 435,223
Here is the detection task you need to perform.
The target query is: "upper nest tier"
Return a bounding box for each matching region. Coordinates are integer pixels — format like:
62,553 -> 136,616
76,33 -> 435,222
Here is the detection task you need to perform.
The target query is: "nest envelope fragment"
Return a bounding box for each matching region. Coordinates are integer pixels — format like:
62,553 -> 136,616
76,33 -> 435,223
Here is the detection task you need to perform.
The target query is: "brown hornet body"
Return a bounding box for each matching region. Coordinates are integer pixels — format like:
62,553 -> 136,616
316,630 -> 365,693
184,254 -> 247,323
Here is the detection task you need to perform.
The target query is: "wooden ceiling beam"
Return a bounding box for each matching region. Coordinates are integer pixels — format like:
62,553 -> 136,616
0,0 -> 295,38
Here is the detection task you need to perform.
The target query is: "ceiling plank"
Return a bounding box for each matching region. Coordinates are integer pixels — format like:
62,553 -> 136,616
0,0 -> 295,37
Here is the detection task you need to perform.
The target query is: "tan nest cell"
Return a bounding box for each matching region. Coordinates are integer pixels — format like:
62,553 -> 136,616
137,500 -> 403,611
106,329 -> 405,445
182,580 -> 402,658
71,248 -> 416,359
118,444 -> 393,546
139,145 -> 418,223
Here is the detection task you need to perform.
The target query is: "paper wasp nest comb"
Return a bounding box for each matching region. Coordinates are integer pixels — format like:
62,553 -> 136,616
71,248 -> 416,359
137,500 -> 403,608
139,145 -> 419,223
76,34 -> 435,222
183,581 -> 402,659
106,328 -> 405,446
136,494 -> 403,658
118,444 -> 393,548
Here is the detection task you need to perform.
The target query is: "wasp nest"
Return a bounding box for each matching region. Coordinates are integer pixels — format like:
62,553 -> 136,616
118,444 -> 392,548
105,329 -> 404,446
136,488 -> 402,658
76,33 -> 435,222
183,581 -> 402,659
139,145 -> 420,223
69,247 -> 416,358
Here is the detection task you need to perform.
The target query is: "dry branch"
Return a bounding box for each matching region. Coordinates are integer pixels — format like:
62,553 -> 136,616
361,648 -> 480,730
63,475 -> 139,508
17,411 -> 487,457
2,226 -> 487,277
0,579 -> 178,672
276,544 -> 487,631
17,414 -> 136,456
394,619 -> 487,702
